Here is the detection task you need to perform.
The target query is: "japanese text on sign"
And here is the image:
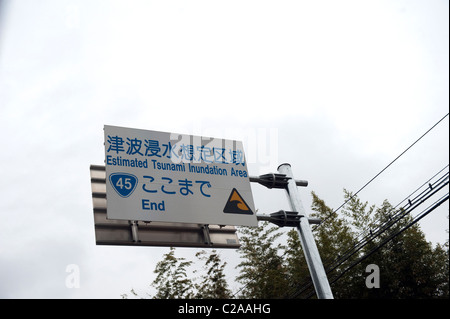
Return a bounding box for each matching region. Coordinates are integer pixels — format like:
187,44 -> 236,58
106,135 -> 246,165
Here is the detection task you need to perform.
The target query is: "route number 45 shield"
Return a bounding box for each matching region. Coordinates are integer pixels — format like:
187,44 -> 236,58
109,173 -> 138,198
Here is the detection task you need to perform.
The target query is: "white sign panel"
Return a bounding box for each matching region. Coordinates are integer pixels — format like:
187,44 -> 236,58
104,125 -> 257,226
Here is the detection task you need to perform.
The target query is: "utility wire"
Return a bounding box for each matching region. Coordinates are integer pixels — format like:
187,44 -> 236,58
313,112 -> 449,231
392,164 -> 449,210
325,173 -> 448,276
321,168 -> 449,272
312,166 -> 448,279
309,164 -> 449,285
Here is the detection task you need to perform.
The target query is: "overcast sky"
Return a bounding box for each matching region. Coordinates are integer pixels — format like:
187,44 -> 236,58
0,0 -> 448,299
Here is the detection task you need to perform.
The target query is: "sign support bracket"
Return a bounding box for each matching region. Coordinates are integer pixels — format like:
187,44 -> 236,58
256,211 -> 322,227
130,220 -> 140,243
202,224 -> 212,246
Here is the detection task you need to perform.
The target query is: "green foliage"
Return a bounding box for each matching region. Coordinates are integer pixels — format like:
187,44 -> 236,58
308,191 -> 360,298
123,247 -> 232,299
151,247 -> 195,299
194,250 -> 232,299
235,222 -> 288,298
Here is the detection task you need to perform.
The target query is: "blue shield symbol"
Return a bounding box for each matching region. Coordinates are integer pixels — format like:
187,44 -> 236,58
109,173 -> 138,198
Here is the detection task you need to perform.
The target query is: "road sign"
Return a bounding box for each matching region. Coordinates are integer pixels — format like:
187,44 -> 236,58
90,165 -> 241,248
104,125 -> 257,226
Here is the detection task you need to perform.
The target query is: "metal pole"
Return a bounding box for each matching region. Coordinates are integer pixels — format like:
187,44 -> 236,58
278,163 -> 334,299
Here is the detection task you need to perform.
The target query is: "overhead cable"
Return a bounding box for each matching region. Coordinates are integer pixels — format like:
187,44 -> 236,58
314,112 -> 449,231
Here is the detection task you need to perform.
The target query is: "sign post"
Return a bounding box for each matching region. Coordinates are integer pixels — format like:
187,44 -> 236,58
277,163 -> 334,299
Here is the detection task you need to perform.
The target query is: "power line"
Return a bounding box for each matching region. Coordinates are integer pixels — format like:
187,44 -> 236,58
326,172 -> 448,275
321,166 -> 449,272
313,112 -> 449,231
392,164 -> 449,210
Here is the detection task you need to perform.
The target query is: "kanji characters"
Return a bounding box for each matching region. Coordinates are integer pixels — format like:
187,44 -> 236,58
144,139 -> 161,157
106,134 -> 245,165
107,135 -> 125,154
126,138 -> 143,156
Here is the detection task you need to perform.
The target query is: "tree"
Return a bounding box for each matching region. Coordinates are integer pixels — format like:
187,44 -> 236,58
282,229 -> 310,298
151,247 -> 195,299
310,191 -> 359,298
123,248 -> 232,299
235,222 -> 288,298
194,250 -> 232,298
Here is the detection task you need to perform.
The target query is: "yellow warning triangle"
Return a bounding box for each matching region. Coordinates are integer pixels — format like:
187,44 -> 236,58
223,188 -> 253,215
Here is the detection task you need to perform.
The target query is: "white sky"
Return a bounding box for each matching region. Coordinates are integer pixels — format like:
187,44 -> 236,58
0,0 -> 448,298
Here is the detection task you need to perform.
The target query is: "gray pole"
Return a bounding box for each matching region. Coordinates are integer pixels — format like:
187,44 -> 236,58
278,163 -> 334,299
